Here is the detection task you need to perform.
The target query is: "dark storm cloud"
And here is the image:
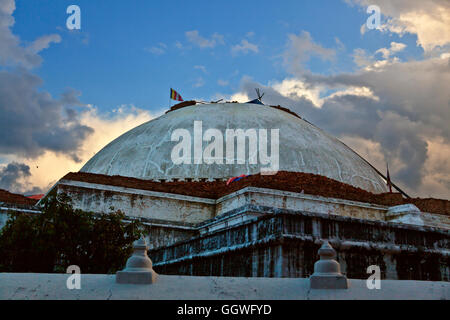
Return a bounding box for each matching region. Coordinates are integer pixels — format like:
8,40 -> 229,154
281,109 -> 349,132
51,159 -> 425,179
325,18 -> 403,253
301,56 -> 449,187
372,112 -> 428,186
0,70 -> 93,162
0,0 -> 92,162
0,0 -> 95,195
237,24 -> 450,194
0,162 -> 42,194
238,61 -> 449,189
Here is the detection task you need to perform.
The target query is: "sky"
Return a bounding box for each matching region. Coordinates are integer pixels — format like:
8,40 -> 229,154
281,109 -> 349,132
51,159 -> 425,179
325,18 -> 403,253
0,0 -> 449,200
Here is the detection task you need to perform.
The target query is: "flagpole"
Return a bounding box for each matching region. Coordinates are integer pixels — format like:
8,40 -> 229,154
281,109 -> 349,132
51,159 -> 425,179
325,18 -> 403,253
386,162 -> 392,193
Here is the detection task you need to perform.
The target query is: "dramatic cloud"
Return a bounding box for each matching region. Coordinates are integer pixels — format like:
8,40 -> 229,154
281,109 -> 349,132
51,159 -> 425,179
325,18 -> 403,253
0,0 -> 161,195
303,55 -> 450,142
0,0 -> 90,163
6,106 -> 155,194
375,42 -> 406,59
421,138 -> 450,199
0,162 -> 42,194
0,0 -> 60,68
270,78 -> 325,107
349,0 -> 450,52
352,43 -> 408,71
231,40 -> 259,55
0,0 -> 94,193
185,30 -> 224,48
230,47 -> 450,198
0,70 -> 94,162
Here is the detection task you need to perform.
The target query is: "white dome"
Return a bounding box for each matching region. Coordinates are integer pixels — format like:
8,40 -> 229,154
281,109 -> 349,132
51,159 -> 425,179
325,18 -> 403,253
80,103 -> 388,194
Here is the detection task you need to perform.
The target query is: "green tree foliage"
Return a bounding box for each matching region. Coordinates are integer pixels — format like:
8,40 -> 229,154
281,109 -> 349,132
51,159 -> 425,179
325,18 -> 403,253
0,192 -> 143,273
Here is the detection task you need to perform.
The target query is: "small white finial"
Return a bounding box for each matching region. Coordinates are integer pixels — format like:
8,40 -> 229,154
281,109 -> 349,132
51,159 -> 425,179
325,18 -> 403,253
116,237 -> 158,284
309,241 -> 348,289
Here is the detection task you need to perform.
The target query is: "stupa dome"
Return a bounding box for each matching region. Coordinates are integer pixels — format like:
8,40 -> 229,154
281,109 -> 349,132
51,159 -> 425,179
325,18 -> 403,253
80,103 -> 388,194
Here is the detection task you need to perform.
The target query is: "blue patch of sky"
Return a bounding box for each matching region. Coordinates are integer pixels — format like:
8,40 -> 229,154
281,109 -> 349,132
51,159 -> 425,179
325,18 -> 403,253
11,0 -> 425,113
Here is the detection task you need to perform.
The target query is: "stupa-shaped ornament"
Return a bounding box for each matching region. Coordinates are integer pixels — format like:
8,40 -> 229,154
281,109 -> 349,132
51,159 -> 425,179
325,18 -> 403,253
116,237 -> 158,284
309,241 -> 348,289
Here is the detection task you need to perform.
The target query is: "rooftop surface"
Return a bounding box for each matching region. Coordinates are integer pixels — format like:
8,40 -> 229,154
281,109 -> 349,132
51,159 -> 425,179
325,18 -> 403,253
0,189 -> 38,206
59,171 -> 450,216
1,273 -> 448,300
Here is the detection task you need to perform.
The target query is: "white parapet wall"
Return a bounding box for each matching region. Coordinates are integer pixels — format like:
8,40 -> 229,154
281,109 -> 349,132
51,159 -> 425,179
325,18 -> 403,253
56,179 -> 216,224
53,180 -> 450,231
0,273 -> 449,300
216,187 -> 388,220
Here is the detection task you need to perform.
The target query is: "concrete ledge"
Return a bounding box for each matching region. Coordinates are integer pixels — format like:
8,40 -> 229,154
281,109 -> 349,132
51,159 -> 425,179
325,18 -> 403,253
0,273 -> 449,300
217,187 -> 388,211
58,179 -> 217,204
310,275 -> 349,290
116,271 -> 158,284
